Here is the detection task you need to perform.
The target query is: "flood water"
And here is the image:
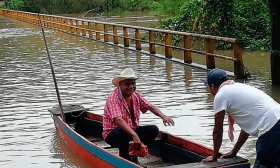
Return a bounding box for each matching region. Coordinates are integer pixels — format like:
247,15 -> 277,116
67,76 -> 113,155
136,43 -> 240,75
1,11 -> 280,168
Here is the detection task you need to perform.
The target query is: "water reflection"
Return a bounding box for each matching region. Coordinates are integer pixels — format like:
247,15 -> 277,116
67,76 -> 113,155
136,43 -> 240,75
165,61 -> 172,81
184,67 -> 192,84
150,57 -> 156,67
50,133 -> 91,168
136,52 -> 141,64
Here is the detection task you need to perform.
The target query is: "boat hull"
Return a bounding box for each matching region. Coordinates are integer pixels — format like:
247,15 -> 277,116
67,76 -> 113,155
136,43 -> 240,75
52,114 -> 140,168
50,106 -> 251,168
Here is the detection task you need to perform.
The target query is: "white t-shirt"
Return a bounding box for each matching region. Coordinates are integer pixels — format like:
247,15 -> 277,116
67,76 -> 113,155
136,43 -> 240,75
214,82 -> 280,137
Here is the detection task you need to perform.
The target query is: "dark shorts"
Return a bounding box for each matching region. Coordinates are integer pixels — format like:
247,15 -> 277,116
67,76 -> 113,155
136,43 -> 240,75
254,120 -> 280,168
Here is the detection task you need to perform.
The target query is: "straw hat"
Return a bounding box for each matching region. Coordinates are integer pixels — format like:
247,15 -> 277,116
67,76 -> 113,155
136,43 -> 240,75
112,68 -> 138,87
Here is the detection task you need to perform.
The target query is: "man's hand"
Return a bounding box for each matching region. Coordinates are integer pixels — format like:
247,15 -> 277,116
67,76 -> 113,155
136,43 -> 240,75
131,133 -> 141,149
162,116 -> 175,126
202,156 -> 217,162
221,150 -> 237,158
149,106 -> 175,126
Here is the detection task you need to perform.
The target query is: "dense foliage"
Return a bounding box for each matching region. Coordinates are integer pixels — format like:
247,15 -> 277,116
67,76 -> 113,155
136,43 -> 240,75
5,0 -> 105,13
3,0 -> 271,50
158,0 -> 271,50
105,0 -> 186,14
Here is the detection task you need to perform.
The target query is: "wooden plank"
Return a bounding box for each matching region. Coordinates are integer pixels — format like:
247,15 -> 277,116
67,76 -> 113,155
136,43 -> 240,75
205,39 -> 215,69
48,104 -> 87,115
184,35 -> 192,63
165,33 -> 172,58
163,156 -> 248,168
149,31 -> 156,54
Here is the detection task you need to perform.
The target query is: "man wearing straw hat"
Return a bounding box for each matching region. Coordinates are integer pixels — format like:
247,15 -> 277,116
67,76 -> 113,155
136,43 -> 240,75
102,67 -> 174,166
202,68 -> 280,167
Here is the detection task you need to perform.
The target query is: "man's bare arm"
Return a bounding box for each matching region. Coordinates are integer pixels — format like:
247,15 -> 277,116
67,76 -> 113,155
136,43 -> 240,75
203,110 -> 225,162
212,110 -> 226,160
149,105 -> 175,126
222,129 -> 249,158
113,117 -> 141,143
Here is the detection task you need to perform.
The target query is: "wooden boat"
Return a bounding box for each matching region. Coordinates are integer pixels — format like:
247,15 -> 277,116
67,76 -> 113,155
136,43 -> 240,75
49,104 -> 251,168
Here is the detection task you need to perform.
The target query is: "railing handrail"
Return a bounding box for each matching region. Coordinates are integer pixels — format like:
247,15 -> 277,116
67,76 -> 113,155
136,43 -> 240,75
0,9 -> 245,78
1,9 -> 239,43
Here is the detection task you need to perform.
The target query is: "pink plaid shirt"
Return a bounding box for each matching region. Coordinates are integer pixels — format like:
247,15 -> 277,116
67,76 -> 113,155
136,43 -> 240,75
102,88 -> 152,140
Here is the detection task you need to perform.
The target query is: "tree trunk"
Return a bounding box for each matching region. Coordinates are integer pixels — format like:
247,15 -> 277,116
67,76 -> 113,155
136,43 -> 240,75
268,0 -> 280,85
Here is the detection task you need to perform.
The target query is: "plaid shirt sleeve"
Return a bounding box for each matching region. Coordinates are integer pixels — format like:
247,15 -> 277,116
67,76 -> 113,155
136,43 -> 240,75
135,92 -> 152,113
104,90 -> 123,120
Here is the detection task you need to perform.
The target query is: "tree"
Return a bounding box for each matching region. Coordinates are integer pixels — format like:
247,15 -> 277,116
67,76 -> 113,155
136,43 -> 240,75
268,0 -> 280,85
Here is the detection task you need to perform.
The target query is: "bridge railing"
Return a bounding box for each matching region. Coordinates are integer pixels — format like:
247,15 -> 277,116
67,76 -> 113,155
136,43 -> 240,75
0,9 -> 245,78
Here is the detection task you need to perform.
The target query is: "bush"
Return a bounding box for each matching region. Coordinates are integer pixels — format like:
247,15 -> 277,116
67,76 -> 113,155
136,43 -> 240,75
7,0 -> 26,11
159,0 -> 271,50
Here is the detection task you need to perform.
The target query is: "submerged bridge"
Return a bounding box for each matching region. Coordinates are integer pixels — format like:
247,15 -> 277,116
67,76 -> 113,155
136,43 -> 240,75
0,9 -> 247,78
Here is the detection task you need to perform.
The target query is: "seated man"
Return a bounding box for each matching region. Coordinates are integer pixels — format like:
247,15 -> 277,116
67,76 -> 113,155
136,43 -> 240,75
102,67 -> 174,166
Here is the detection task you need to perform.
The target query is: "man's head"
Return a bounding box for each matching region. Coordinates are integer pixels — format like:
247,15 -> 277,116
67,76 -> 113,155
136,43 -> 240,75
112,68 -> 138,97
119,79 -> 137,97
204,68 -> 228,96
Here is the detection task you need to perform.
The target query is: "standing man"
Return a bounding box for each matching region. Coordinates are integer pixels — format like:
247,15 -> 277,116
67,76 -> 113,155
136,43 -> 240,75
103,67 -> 174,166
203,68 -> 280,167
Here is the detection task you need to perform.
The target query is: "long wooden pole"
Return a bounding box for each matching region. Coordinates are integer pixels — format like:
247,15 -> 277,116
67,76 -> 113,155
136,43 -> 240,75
38,14 -> 66,121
